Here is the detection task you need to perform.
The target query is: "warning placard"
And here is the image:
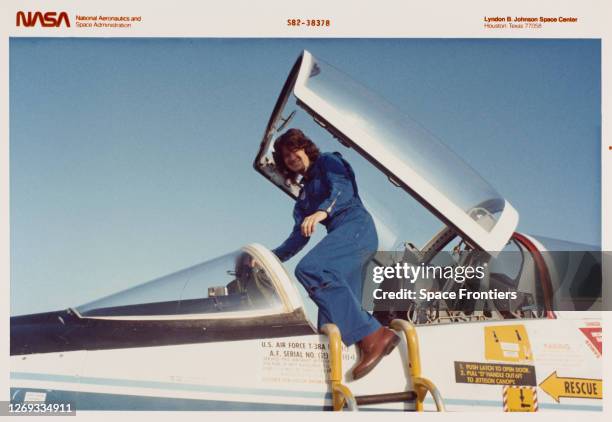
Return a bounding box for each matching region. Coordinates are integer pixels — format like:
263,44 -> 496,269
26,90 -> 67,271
504,386 -> 538,412
579,326 -> 602,357
455,361 -> 537,386
484,324 -> 533,362
539,371 -> 602,402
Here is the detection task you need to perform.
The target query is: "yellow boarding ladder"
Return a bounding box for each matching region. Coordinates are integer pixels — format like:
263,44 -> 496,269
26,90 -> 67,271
321,319 -> 446,412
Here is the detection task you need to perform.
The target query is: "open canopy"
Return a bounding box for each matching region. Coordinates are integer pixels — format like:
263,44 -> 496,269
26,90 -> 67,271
255,50 -> 518,252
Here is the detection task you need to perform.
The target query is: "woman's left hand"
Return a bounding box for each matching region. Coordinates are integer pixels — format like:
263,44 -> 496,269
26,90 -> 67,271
301,210 -> 328,237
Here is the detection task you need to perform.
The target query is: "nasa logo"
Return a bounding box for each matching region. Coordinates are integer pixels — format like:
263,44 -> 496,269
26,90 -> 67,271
16,11 -> 71,28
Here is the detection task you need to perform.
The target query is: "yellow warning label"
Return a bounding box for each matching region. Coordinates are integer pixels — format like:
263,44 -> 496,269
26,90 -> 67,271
504,386 -> 538,412
539,371 -> 602,403
485,324 -> 533,362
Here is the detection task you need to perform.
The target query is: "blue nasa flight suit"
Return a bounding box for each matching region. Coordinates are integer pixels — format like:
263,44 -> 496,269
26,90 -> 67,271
272,152 -> 381,345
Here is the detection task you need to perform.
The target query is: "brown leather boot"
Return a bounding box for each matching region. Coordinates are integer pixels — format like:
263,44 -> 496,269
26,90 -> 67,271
352,327 -> 400,380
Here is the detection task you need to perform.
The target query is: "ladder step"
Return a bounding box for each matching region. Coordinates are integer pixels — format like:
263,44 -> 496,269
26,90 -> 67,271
355,391 -> 417,406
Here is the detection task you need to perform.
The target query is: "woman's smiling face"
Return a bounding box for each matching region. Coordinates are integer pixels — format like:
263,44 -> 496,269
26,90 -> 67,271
282,147 -> 310,174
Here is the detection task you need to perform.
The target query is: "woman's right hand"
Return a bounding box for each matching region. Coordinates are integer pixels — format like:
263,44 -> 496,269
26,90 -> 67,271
300,210 -> 328,237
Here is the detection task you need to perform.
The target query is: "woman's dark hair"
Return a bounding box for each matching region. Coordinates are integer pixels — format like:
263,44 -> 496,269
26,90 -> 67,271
273,128 -> 320,181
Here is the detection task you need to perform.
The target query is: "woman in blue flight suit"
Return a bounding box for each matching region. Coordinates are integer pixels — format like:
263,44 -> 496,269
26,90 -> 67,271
271,128 -> 399,380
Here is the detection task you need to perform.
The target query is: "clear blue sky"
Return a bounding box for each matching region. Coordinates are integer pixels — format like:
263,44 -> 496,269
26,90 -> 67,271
10,38 -> 600,315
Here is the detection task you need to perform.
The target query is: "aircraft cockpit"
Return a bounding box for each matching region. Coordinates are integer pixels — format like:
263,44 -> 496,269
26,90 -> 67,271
76,245 -> 304,320
252,50 -> 601,323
